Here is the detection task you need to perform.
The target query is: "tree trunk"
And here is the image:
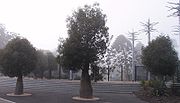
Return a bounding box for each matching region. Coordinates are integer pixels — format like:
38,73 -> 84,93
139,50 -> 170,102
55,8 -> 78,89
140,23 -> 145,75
121,66 -> 123,81
49,69 -> 52,79
80,66 -> 93,98
58,64 -> 61,79
40,71 -> 44,79
15,75 -> 23,95
94,71 -> 96,82
107,68 -> 110,81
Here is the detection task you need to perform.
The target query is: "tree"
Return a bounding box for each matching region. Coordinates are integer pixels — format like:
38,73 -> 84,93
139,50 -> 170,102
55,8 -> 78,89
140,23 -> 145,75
0,37 -> 37,95
98,35 -> 114,81
140,19 -> 158,44
111,35 -> 132,81
100,47 -> 116,81
134,42 -> 144,65
62,3 -> 109,98
32,50 -> 56,79
47,52 -> 57,79
57,37 -> 65,79
0,49 -> 3,72
0,49 -> 3,59
112,35 -> 132,52
140,19 -> 158,80
33,50 -> 48,79
90,63 -> 104,82
142,36 -> 178,78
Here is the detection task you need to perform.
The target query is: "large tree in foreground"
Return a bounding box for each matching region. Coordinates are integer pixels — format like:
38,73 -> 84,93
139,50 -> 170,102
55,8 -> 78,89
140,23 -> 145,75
62,3 -> 109,98
0,37 -> 37,95
142,36 -> 178,78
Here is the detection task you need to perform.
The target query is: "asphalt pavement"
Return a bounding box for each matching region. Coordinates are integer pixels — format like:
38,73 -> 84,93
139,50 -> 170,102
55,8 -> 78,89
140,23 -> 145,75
0,77 -> 148,103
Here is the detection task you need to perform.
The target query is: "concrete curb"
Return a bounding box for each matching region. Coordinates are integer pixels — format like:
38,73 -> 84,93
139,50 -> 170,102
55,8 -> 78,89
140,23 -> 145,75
72,96 -> 100,101
7,93 -> 32,97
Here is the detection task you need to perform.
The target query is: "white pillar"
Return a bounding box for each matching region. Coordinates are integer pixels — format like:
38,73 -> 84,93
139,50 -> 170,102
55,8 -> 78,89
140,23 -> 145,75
70,70 -> 72,80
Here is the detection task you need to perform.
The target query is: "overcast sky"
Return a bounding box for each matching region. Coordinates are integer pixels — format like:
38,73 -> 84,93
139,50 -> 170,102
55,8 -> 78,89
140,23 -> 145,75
0,0 -> 179,53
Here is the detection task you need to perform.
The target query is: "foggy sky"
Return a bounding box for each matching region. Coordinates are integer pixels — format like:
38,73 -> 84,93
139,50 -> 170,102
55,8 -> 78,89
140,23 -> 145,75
0,0 -> 178,53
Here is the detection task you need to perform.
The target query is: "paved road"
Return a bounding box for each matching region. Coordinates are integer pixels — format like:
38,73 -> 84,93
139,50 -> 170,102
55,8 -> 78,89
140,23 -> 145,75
0,77 -> 147,103
0,77 -> 141,93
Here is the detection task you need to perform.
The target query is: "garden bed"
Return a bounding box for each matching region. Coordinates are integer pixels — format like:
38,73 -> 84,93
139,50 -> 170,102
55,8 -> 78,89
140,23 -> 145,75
135,89 -> 180,103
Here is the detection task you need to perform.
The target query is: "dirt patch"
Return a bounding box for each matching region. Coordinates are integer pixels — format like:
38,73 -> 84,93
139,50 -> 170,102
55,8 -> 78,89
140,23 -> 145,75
134,89 -> 180,103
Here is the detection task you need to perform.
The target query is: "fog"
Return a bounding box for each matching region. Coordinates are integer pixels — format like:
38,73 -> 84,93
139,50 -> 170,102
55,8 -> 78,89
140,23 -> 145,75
0,0 -> 178,54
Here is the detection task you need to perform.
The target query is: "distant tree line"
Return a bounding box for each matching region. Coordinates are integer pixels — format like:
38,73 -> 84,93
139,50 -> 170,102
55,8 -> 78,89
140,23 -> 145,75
31,50 -> 57,79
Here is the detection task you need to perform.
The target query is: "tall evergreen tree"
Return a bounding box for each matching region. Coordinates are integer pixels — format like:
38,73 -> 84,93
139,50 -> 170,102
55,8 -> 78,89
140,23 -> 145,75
0,37 -> 37,95
142,36 -> 178,77
61,3 -> 109,98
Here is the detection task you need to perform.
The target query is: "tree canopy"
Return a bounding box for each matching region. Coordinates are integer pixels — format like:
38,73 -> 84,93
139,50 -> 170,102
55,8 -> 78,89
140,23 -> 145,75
47,51 -> 57,79
111,35 -> 132,52
62,3 -> 109,70
61,3 -> 109,98
33,50 -> 48,78
0,37 -> 37,77
0,37 -> 37,95
109,35 -> 132,81
142,36 -> 178,77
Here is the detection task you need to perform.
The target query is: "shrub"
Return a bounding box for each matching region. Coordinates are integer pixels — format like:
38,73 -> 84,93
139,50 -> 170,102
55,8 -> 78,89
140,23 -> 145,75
141,80 -> 151,90
141,80 -> 168,96
150,80 -> 167,96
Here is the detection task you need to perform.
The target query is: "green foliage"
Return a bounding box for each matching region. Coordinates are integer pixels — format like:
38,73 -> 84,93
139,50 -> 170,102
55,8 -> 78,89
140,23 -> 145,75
141,80 -> 151,90
0,49 -> 3,72
110,35 -> 133,80
61,3 -> 109,98
0,37 -> 37,77
62,3 -> 109,70
32,50 -> 57,79
140,80 -> 145,86
46,52 -> 57,79
150,80 -> 162,88
111,35 -> 132,52
142,36 -> 178,77
57,37 -> 65,65
90,63 -> 104,82
150,80 -> 167,96
176,63 -> 180,83
141,80 -> 168,96
47,52 -> 57,70
33,50 -> 48,78
0,49 -> 3,62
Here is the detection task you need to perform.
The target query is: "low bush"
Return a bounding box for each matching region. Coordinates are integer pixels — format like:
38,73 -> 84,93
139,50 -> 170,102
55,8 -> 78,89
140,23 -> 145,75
150,80 -> 167,96
140,80 -> 168,96
141,80 -> 151,90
